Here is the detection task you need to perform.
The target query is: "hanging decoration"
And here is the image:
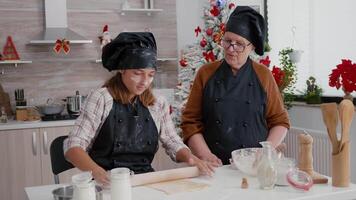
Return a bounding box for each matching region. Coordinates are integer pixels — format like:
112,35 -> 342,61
99,25 -> 112,49
2,36 -> 20,60
53,39 -> 70,54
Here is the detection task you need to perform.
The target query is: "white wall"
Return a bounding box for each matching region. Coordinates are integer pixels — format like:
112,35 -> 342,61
269,0 -> 356,96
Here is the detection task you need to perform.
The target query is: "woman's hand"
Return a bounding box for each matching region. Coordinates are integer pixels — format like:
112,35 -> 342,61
199,152 -> 223,167
187,154 -> 216,176
92,166 -> 110,185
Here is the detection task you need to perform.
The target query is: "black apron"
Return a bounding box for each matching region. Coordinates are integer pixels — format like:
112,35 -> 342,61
202,59 -> 268,164
89,99 -> 159,174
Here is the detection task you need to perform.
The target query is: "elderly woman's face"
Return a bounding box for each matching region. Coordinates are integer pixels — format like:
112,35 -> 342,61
121,68 -> 155,96
222,32 -> 254,71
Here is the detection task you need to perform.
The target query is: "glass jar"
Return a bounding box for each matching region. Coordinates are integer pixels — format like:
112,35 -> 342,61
111,167 -> 132,200
72,172 -> 96,200
276,157 -> 296,186
257,141 -> 278,190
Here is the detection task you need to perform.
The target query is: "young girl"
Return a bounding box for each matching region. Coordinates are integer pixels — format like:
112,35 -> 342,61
64,32 -> 214,184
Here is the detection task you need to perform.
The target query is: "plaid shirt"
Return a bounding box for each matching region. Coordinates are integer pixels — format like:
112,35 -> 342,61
64,87 -> 187,161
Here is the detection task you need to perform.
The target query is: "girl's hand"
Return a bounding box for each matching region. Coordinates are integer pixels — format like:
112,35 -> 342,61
92,166 -> 110,185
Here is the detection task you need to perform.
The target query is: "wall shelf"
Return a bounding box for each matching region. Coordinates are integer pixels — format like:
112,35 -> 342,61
0,60 -> 32,67
121,8 -> 163,16
94,57 -> 176,63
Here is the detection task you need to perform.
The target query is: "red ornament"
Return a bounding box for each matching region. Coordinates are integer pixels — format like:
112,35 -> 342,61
179,58 -> 188,67
219,23 -> 225,32
200,38 -> 207,47
53,39 -> 70,54
229,3 -> 235,9
210,6 -> 220,17
260,56 -> 271,67
206,28 -> 213,36
2,36 -> 20,60
194,26 -> 201,37
203,51 -> 215,62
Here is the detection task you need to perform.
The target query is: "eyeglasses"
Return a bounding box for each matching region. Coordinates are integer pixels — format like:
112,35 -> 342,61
221,39 -> 251,52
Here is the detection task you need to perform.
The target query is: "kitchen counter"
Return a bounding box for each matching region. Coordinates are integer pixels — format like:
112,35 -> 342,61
0,119 -> 75,131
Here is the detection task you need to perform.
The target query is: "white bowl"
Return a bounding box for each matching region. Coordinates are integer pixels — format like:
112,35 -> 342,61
231,148 -> 263,176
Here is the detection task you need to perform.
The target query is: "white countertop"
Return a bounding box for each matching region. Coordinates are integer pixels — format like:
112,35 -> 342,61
25,165 -> 356,200
0,119 -> 75,131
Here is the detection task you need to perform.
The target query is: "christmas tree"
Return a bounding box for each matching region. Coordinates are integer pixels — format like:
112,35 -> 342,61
172,0 -> 236,133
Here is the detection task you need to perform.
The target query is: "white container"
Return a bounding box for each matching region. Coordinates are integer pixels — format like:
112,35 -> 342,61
275,157 -> 296,186
111,168 -> 132,200
72,172 -> 96,200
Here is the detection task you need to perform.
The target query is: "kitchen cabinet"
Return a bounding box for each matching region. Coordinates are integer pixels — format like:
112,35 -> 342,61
0,125 -> 79,200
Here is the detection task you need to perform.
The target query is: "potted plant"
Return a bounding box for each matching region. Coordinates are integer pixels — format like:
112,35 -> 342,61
329,59 -> 356,101
288,48 -> 303,63
304,76 -> 323,104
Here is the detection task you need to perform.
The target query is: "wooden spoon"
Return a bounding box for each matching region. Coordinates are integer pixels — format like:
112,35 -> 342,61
338,99 -> 355,153
320,103 -> 340,154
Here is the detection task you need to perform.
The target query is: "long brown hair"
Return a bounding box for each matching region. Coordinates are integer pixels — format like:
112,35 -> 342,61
103,72 -> 156,107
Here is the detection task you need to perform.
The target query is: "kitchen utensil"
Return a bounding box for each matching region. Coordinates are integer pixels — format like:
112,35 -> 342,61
338,99 -> 354,153
286,169 -> 313,191
332,141 -> 350,187
230,147 -> 278,176
66,91 -> 86,116
257,141 -> 277,190
320,103 -> 339,154
298,131 -> 328,184
52,185 -> 102,200
36,98 -> 65,116
130,166 -> 200,186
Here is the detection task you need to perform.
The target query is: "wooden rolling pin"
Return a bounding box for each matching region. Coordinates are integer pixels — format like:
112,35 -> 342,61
131,167 -> 200,187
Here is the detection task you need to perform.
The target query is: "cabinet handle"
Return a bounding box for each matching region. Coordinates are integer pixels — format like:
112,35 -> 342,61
32,132 -> 37,156
43,131 -> 48,155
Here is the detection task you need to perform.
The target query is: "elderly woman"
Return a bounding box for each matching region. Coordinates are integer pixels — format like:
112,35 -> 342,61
64,32 -> 214,185
181,6 -> 290,165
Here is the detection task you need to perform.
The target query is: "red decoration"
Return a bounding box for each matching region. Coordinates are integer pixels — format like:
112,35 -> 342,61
2,36 -> 20,60
206,28 -> 213,36
329,59 -> 356,92
169,105 -> 173,114
203,51 -> 215,62
200,38 -> 207,47
259,56 -> 271,67
219,23 -> 225,32
271,66 -> 285,88
179,58 -> 188,67
194,26 -> 201,37
210,5 -> 220,17
53,39 -> 70,54
229,3 -> 236,9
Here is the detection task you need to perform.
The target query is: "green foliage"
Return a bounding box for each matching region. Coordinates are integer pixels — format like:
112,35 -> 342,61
264,42 -> 271,52
303,76 -> 323,104
278,48 -> 298,109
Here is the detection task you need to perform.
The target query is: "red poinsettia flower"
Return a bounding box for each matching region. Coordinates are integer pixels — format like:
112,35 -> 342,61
210,5 -> 220,17
200,37 -> 207,47
206,28 -> 213,36
271,66 -> 285,87
229,3 -> 235,9
203,51 -> 215,62
259,56 -> 271,67
179,58 -> 188,67
329,59 -> 356,92
194,26 -> 201,37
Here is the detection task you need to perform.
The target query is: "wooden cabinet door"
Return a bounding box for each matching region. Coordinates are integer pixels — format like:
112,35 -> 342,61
0,129 -> 42,200
40,126 -> 80,185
